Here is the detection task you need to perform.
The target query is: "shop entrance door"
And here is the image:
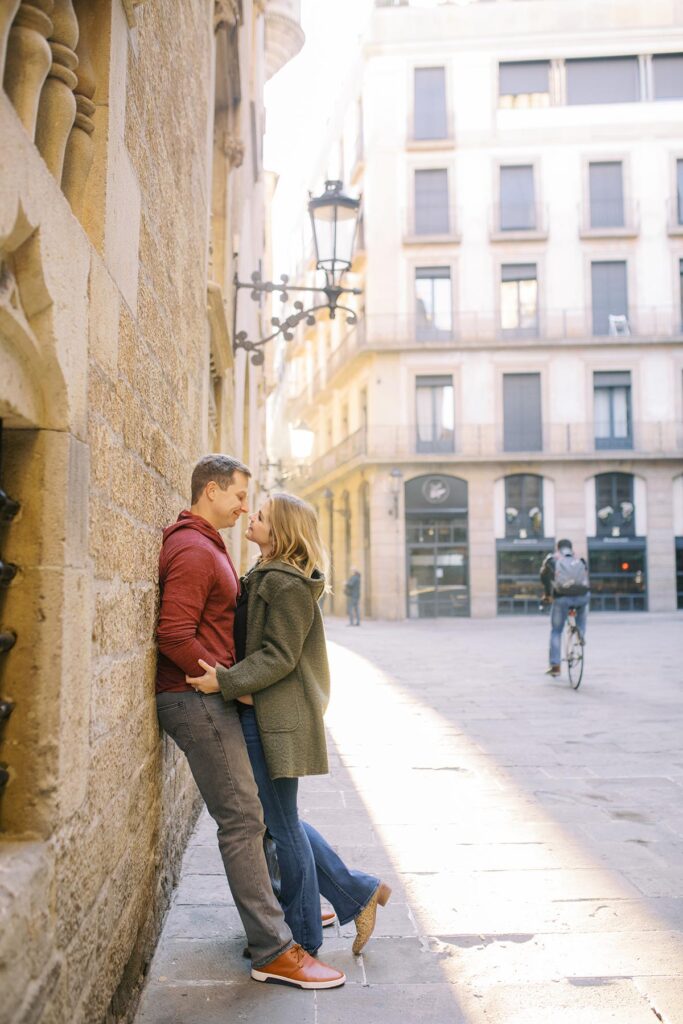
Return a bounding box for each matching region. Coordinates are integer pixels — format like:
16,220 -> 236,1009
404,475 -> 469,618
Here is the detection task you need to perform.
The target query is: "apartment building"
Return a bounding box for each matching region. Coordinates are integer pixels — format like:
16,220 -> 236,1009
282,0 -> 683,619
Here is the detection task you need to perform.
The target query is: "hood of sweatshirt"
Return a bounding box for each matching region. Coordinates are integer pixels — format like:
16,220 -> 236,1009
249,560 -> 326,602
162,510 -> 227,552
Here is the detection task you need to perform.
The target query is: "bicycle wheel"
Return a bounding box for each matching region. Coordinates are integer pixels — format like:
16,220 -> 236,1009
566,625 -> 584,690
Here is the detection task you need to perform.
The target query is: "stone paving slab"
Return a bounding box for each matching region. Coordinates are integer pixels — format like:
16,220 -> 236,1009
133,614 -> 683,1023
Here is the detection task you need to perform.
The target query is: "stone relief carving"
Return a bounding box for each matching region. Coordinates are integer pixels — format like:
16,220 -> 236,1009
0,203 -> 60,428
214,0 -> 240,30
221,131 -> 244,168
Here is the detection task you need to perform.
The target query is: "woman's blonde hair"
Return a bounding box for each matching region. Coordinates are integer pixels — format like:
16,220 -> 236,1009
262,492 -> 327,578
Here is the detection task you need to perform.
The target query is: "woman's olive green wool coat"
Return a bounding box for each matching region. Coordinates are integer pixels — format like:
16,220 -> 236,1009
216,561 -> 330,780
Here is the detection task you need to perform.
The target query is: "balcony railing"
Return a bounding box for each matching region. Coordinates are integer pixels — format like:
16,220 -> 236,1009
299,420 -> 681,483
490,202 -> 549,239
667,196 -> 683,235
287,308 -> 683,412
579,199 -> 640,237
403,205 -> 461,242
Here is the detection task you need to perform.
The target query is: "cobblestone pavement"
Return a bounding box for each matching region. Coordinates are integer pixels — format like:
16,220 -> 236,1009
135,613 -> 683,1024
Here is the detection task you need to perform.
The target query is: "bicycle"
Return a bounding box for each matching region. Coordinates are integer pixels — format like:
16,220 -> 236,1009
563,605 -> 585,690
539,597 -> 585,689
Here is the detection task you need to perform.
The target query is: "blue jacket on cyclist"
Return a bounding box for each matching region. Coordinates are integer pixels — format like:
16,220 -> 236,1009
540,539 -> 590,674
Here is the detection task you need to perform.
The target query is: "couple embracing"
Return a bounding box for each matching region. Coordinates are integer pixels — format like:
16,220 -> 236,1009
155,454 -> 390,990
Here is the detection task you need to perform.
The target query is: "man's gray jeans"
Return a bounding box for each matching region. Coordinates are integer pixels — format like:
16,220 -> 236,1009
156,690 -> 293,967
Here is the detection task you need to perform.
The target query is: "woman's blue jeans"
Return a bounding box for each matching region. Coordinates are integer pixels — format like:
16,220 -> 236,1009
239,706 -> 379,953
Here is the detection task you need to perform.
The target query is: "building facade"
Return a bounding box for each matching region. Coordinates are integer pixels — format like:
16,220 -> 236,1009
282,0 -> 683,620
0,2 -> 302,1022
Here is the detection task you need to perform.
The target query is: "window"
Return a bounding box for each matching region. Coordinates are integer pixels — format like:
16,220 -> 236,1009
415,375 -> 454,453
589,162 -> 624,228
595,472 -> 635,538
677,160 -> 683,225
594,371 -> 632,450
415,267 -> 452,341
676,537 -> 683,610
499,60 -> 550,108
414,67 -> 447,140
680,259 -> 683,330
414,169 -> 449,234
500,264 -> 538,336
653,53 -> 683,100
591,261 -> 628,335
504,474 -> 544,539
503,373 -> 542,452
566,57 -> 640,105
499,166 -> 536,231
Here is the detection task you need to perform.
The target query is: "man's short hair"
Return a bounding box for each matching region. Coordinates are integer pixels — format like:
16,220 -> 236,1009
191,454 -> 251,504
557,538 -> 573,554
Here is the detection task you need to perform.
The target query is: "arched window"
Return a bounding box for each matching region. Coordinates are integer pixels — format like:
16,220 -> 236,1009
504,473 -> 544,539
595,471 -> 635,538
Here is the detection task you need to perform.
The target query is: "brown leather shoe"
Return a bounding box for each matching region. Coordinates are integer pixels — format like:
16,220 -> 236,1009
545,664 -> 561,677
251,944 -> 345,989
322,909 -> 337,928
352,881 -> 392,955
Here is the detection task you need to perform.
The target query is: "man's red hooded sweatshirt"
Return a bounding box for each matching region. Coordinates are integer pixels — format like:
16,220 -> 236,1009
156,511 -> 240,693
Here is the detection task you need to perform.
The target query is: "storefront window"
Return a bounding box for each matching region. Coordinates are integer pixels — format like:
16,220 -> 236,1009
588,543 -> 647,611
505,474 -> 543,539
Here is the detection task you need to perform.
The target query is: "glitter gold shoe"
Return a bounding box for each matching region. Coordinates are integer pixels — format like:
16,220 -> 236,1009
352,881 -> 391,955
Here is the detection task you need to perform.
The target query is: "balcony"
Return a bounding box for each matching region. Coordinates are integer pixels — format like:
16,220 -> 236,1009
403,206 -> 461,245
490,203 -> 549,241
299,419 -> 682,485
666,196 -> 683,236
286,308 -> 683,415
264,0 -> 305,80
579,199 -> 640,239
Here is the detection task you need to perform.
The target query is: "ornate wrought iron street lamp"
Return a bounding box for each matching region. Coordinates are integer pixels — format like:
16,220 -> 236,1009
234,180 -> 362,365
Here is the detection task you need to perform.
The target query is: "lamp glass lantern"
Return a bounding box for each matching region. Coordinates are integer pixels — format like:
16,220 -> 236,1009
308,180 -> 362,289
289,421 -> 315,460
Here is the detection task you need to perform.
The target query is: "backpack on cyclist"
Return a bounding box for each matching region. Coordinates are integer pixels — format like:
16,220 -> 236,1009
553,554 -> 589,596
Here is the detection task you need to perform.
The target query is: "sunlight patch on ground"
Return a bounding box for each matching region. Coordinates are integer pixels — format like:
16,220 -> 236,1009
324,639 -> 683,993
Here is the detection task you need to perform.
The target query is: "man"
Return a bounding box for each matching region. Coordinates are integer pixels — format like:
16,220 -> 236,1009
344,568 -> 361,626
155,454 -> 344,989
540,538 -> 590,677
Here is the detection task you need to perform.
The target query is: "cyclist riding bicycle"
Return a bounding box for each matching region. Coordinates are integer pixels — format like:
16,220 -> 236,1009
540,539 -> 590,677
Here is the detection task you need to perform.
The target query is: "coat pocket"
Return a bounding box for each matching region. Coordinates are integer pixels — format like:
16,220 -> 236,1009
256,674 -> 301,733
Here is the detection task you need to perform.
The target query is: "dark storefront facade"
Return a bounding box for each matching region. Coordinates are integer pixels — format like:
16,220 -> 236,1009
405,474 -> 469,617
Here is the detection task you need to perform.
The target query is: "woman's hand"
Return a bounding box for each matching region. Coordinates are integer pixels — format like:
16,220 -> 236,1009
186,659 -> 221,694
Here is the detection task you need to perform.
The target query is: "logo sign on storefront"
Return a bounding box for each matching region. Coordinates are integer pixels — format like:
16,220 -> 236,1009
422,477 -> 450,505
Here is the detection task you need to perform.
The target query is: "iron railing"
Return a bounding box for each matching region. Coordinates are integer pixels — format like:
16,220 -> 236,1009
299,419 -> 682,483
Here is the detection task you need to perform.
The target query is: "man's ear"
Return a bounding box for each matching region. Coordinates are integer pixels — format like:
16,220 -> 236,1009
205,481 -> 216,502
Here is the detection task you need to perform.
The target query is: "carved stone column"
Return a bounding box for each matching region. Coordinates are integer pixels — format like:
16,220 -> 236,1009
35,0 -> 78,182
3,1 -> 54,142
0,0 -> 21,84
61,0 -> 95,212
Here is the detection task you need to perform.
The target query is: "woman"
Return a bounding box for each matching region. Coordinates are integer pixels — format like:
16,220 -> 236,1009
187,492 -> 390,957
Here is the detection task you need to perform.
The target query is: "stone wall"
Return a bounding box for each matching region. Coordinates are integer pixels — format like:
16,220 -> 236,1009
0,2 -> 219,1021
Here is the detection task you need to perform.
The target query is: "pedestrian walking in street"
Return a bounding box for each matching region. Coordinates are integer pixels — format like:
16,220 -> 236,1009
156,455 -> 345,989
187,492 -> 391,958
344,568 -> 362,626
540,538 -> 590,676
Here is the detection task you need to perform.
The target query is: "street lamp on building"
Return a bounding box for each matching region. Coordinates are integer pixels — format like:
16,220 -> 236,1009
289,421 -> 315,460
388,467 -> 403,518
234,180 -> 363,365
